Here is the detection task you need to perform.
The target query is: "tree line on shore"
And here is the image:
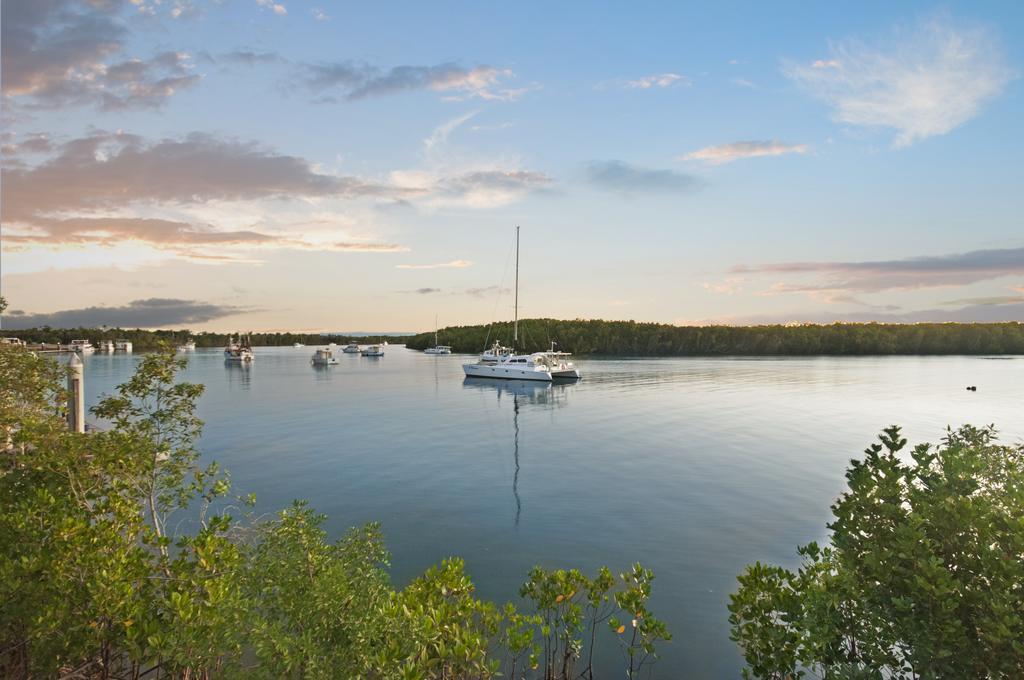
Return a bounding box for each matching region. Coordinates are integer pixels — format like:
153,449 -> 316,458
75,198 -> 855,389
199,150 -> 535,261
406,319 -> 1024,355
6,319 -> 1024,356
1,327 -> 413,350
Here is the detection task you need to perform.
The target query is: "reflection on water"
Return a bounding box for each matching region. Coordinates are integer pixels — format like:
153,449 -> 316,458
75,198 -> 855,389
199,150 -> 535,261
77,348 -> 1023,679
224,361 -> 252,389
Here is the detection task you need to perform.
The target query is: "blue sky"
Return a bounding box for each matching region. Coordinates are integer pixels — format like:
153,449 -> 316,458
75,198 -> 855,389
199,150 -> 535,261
2,0 -> 1022,330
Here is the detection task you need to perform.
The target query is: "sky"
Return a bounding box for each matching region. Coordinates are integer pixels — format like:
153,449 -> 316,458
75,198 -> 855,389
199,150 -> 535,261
2,0 -> 1023,332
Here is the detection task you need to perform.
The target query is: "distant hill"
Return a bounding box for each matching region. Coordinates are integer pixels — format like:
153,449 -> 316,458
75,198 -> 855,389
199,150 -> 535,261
404,318 -> 1024,356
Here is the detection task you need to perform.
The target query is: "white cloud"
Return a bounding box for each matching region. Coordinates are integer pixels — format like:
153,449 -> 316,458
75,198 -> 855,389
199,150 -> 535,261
396,260 -> 473,270
784,16 -> 1014,147
311,7 -> 329,21
624,73 -> 689,89
424,111 -> 477,153
256,0 -> 286,16
680,140 -> 808,164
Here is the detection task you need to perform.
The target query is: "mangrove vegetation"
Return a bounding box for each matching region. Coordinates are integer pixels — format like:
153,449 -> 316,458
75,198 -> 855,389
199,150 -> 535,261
406,319 -> 1024,355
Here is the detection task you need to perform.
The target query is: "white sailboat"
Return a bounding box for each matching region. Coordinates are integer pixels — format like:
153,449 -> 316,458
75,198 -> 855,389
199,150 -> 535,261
462,227 -> 580,382
424,316 -> 452,354
224,334 -> 254,362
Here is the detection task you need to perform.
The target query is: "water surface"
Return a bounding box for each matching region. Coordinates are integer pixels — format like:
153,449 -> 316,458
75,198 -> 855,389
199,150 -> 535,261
79,349 -> 1023,678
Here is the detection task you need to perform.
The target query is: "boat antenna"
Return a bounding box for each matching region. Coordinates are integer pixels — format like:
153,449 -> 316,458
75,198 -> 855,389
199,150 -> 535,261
513,225 -> 519,351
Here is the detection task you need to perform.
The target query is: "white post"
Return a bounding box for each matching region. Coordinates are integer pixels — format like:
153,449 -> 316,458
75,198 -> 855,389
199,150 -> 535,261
67,353 -> 85,433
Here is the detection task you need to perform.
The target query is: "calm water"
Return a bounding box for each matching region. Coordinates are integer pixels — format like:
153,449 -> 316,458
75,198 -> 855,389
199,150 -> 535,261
78,348 -> 1023,678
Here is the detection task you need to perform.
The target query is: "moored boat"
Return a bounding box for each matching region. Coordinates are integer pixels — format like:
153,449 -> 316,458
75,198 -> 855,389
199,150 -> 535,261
424,315 -> 452,354
97,340 -> 115,352
311,347 -> 338,365
361,344 -> 384,357
70,339 -> 95,354
224,335 -> 254,362
114,339 -> 132,352
342,343 -> 360,353
463,227 -> 580,382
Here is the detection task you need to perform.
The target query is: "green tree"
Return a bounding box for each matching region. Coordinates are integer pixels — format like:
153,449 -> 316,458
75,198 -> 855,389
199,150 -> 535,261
729,425 -> 1024,679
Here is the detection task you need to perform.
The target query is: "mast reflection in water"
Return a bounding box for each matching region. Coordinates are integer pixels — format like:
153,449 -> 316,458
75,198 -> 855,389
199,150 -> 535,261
461,377 -> 572,525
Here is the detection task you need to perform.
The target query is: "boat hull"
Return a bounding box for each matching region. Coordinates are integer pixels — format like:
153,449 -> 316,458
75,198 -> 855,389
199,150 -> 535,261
463,363 -> 552,381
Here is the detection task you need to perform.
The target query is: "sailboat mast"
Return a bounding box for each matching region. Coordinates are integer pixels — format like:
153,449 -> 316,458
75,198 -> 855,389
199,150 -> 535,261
513,226 -> 519,349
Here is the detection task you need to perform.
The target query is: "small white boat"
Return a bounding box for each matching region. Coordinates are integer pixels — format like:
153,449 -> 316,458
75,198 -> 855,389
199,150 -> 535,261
361,344 -> 384,357
224,335 -> 254,363
463,227 -> 581,382
311,347 -> 338,365
293,342 -> 305,348
70,339 -> 95,354
341,343 -> 361,353
97,340 -> 115,352
424,316 -> 452,354
177,340 -> 196,351
2,337 -> 25,346
114,339 -> 132,352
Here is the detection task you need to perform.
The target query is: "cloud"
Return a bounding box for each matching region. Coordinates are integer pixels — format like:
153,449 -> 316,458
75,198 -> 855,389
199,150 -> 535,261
414,288 -> 442,295
219,50 -> 283,66
464,285 -> 510,298
1,1 -> 201,110
255,0 -> 287,16
734,246 -> 1024,295
0,132 -> 411,263
624,73 -> 689,89
2,298 -> 247,329
583,160 -> 701,195
300,61 -> 525,101
2,133 -> 53,156
391,168 -> 553,209
688,299 -> 1024,326
2,216 -> 407,262
396,260 -> 473,270
783,16 -> 1014,147
424,111 -> 477,153
311,8 -> 330,22
680,140 -> 808,164
702,278 -> 745,295
1,131 -> 393,224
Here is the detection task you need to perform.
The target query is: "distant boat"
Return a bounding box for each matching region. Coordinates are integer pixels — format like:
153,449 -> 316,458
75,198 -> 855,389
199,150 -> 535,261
70,339 -> 95,354
177,340 -> 196,351
97,340 -> 115,352
361,344 -> 384,357
463,227 -> 580,382
342,343 -> 361,353
424,316 -> 452,354
293,342 -> 305,348
311,347 -> 338,365
114,339 -> 132,352
224,335 -> 254,363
